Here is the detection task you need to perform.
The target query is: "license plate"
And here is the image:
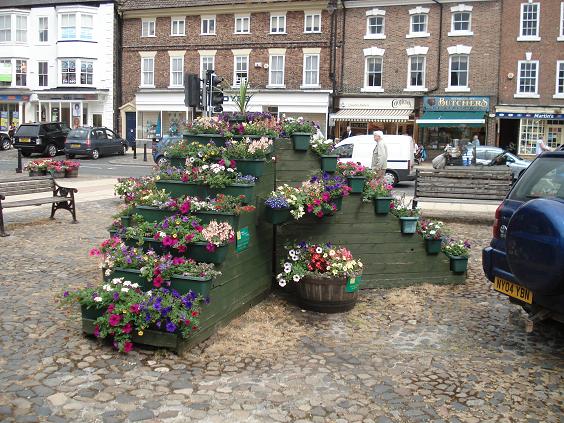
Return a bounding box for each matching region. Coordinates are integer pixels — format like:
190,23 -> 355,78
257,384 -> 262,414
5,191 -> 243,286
71,144 -> 81,149
19,137 -> 30,143
494,277 -> 533,304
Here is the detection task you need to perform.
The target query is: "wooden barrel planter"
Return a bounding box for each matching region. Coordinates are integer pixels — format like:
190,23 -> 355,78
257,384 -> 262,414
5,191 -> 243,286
296,276 -> 359,313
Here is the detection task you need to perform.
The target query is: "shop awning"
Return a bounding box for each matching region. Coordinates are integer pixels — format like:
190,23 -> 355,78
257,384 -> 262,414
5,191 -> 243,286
417,111 -> 485,127
329,108 -> 413,123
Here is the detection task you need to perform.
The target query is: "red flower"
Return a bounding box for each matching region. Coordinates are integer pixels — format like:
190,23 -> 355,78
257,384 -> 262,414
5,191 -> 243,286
192,311 -> 199,317
316,211 -> 323,218
107,304 -> 115,313
123,341 -> 133,353
180,201 -> 191,214
93,325 -> 100,337
153,275 -> 163,288
172,256 -> 185,265
109,314 -> 122,327
122,323 -> 132,334
185,234 -> 194,242
129,304 -> 140,314
177,245 -> 187,253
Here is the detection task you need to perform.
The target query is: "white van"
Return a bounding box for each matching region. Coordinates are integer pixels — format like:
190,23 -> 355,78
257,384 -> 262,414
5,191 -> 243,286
333,135 -> 416,186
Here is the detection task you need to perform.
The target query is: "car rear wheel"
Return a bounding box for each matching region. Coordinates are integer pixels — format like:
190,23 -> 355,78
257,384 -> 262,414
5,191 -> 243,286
45,144 -> 57,157
91,149 -> 100,160
384,170 -> 399,187
1,137 -> 10,150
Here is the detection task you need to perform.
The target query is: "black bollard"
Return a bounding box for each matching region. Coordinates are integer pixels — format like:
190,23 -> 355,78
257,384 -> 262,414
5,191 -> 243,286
143,143 -> 147,162
133,142 -> 137,159
16,149 -> 22,173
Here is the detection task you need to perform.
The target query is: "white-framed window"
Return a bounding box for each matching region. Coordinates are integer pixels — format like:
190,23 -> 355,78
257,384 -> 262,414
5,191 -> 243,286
269,54 -> 285,86
200,55 -> 215,80
0,15 -> 10,41
80,61 -> 93,84
270,14 -> 286,33
140,54 -> 155,87
518,119 -> 545,155
366,16 -> 385,38
518,2 -> 540,41
235,14 -> 250,34
516,60 -> 538,96
61,59 -> 76,84
365,57 -> 383,90
233,55 -> 249,86
408,55 -> 426,89
142,18 -> 155,37
449,54 -> 469,90
80,14 -> 93,40
170,56 -> 183,87
15,59 -> 26,86
556,61 -> 564,97
304,11 -> 321,33
303,53 -> 320,86
559,2 -> 564,40
411,14 -> 427,34
60,13 -> 76,39
16,15 -> 27,42
449,5 -> 473,36
171,17 -> 185,36
38,61 -> 48,86
38,16 -> 48,42
201,16 -> 216,35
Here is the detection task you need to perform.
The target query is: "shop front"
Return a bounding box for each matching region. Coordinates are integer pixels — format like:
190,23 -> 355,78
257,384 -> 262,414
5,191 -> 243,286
0,94 -> 29,131
329,97 -> 415,139
132,90 -> 190,140
496,106 -> 564,157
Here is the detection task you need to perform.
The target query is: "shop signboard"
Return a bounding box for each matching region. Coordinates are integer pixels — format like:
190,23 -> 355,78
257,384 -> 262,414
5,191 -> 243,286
496,112 -> 564,120
339,97 -> 414,110
423,96 -> 489,112
0,63 -> 11,83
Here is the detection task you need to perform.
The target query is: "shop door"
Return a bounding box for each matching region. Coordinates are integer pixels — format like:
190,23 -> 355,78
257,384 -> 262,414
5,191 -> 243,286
125,112 -> 136,147
546,126 -> 563,149
61,105 -> 70,127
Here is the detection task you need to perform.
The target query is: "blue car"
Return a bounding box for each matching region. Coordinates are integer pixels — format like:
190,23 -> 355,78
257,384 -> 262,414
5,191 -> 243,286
483,148 -> 564,325
152,134 -> 183,166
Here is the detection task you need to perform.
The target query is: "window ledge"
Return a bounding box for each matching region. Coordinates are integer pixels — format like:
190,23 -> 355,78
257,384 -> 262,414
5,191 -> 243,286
553,94 -> 564,99
300,84 -> 321,89
170,34 -> 186,37
269,32 -> 287,35
445,87 -> 471,92
361,87 -> 384,93
516,36 -> 541,42
514,93 -> 539,98
406,32 -> 430,38
404,87 -> 428,92
557,36 -> 564,41
448,30 -> 473,37
141,35 -> 156,38
167,85 -> 183,89
139,85 -> 156,89
233,32 -> 251,35
364,34 -> 386,40
200,33 -> 216,36
266,84 -> 286,89
304,31 -> 322,34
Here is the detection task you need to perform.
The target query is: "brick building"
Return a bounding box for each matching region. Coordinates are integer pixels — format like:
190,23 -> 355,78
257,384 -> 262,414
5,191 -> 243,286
496,0 -> 564,157
331,0 -> 500,152
118,0 -> 338,140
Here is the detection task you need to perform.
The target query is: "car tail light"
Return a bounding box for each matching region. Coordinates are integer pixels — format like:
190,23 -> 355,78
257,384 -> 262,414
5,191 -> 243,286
493,203 -> 503,239
86,136 -> 90,146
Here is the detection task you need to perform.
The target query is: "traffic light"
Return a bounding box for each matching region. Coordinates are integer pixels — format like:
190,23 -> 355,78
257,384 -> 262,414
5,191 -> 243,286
210,74 -> 224,113
184,73 -> 201,108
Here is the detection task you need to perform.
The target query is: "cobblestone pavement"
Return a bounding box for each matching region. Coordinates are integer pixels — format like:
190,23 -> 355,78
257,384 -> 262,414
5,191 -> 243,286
0,200 -> 562,423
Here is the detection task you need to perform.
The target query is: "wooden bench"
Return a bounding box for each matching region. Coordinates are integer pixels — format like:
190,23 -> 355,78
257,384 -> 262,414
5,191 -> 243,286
0,176 -> 78,236
413,167 -> 513,209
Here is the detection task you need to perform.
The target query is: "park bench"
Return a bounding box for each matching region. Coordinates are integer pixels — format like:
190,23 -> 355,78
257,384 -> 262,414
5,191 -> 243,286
412,167 -> 513,209
0,176 -> 78,236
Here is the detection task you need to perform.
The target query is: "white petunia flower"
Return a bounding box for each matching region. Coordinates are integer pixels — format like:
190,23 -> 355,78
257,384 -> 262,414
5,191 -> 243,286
131,283 -> 139,289
278,279 -> 287,287
315,247 -> 323,254
292,275 -> 300,282
123,280 -> 131,287
121,287 -> 129,293
93,297 -> 102,302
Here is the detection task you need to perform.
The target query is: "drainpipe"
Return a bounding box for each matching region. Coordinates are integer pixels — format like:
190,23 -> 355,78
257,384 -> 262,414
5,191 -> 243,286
428,0 -> 443,93
115,3 -> 123,133
328,0 -> 338,135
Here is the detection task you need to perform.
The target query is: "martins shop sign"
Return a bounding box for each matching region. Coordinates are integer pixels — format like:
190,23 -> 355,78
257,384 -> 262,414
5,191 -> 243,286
423,96 -> 490,112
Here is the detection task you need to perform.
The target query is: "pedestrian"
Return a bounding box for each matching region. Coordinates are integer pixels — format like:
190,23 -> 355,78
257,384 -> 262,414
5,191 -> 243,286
371,130 -> 388,179
471,134 -> 481,148
8,121 -> 15,138
342,125 -> 353,139
535,136 -> 551,155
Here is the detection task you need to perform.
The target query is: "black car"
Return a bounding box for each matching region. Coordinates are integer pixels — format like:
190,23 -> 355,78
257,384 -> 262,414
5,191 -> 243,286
64,127 -> 127,160
13,122 -> 70,157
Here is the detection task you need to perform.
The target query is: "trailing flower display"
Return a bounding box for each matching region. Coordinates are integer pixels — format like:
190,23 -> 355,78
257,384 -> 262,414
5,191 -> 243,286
193,220 -> 236,251
164,140 -> 223,163
140,254 -> 221,288
153,215 -> 204,254
281,116 -> 315,136
185,116 -> 231,135
442,238 -> 471,257
337,162 -> 372,178
158,162 -> 256,189
89,238 -> 145,273
188,194 -> 255,215
224,137 -> 272,160
417,219 -> 445,240
24,159 -> 52,172
309,134 -> 336,156
115,177 -> 156,204
363,178 -> 394,200
277,242 -> 363,287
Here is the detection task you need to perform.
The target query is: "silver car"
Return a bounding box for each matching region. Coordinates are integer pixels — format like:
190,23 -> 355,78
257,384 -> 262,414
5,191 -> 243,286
489,151 -> 531,179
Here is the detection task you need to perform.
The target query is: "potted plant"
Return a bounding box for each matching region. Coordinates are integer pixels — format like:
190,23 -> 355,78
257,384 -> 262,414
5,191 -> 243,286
224,136 -> 273,177
189,194 -> 254,230
121,216 -> 163,252
114,176 -> 157,204
188,220 -> 235,264
233,79 -> 254,118
390,194 -> 421,234
63,160 -> 80,178
90,239 -> 148,286
418,219 -> 446,254
277,242 -> 364,313
363,178 -> 394,215
184,116 -> 231,147
135,191 -> 187,223
264,193 -> 293,224
45,160 -> 66,178
442,238 -> 471,273
337,162 -> 371,194
154,166 -> 207,198
282,117 -> 315,151
24,159 -> 50,176
163,141 -> 223,169
310,134 -> 338,172
152,214 -> 204,256
309,172 -> 351,212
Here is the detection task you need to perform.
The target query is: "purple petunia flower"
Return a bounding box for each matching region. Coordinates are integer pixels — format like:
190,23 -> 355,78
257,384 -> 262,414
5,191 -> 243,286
113,292 -> 119,301
166,321 -> 177,333
63,291 -> 69,298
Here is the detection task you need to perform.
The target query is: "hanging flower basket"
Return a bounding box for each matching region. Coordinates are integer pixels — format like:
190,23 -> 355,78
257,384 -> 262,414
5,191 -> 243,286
424,238 -> 442,255
346,176 -> 366,194
234,158 -> 266,178
320,155 -> 338,172
156,180 -> 207,199
373,197 -> 393,215
399,216 -> 419,234
186,242 -> 229,264
448,255 -> 469,274
264,207 -> 292,225
184,133 -> 227,147
291,133 -> 312,151
297,275 -> 360,313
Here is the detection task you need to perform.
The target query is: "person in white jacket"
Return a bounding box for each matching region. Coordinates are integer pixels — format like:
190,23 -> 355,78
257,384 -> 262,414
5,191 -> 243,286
371,131 -> 388,179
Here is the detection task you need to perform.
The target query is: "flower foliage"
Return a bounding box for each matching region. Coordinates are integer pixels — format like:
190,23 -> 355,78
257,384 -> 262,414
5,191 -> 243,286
281,116 -> 315,136
224,137 -> 272,160
390,193 -> 421,218
337,162 -> 371,178
140,254 -> 220,288
164,140 -> 223,162
363,178 -> 394,200
185,116 -> 231,135
277,242 -> 363,287
417,219 -> 446,240
114,177 -> 156,204
442,238 -> 471,257
157,162 -> 255,189
310,133 -> 336,156
193,220 -> 236,251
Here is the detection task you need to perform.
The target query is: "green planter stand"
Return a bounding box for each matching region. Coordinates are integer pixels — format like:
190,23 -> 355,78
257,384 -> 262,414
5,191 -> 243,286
233,159 -> 266,177
399,216 -> 419,234
135,206 -> 176,223
264,207 -> 293,225
373,197 -> 393,215
192,210 -> 239,230
347,176 -> 366,194
184,133 -> 227,147
290,133 -> 312,151
448,255 -> 468,274
187,242 -> 229,264
425,238 -> 442,255
320,155 -> 338,172
156,180 -> 207,199
208,184 -> 255,205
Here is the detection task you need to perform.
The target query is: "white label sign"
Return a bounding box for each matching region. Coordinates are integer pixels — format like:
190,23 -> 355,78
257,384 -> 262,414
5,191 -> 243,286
339,97 -> 414,110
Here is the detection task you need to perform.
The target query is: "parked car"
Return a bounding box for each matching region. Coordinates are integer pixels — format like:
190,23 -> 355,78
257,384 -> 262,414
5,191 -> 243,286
482,150 -> 564,325
468,146 -> 504,165
152,134 -> 183,166
1,130 -> 11,150
64,127 -> 127,160
13,122 -> 70,157
488,151 -> 531,180
333,135 -> 415,186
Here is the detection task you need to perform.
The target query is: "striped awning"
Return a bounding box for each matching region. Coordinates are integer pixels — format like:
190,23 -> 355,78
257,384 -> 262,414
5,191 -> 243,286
329,108 -> 413,123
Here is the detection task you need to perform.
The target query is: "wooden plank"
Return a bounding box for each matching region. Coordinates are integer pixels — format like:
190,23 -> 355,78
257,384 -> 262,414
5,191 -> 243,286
2,197 -> 66,208
414,197 -> 502,205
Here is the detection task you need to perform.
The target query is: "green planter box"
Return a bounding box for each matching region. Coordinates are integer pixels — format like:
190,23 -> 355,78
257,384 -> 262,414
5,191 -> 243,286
135,206 -> 176,224
332,196 -> 343,211
81,304 -> 105,320
169,157 -> 187,169
320,155 -> 338,172
291,133 -> 312,151
184,133 -> 227,147
207,184 -> 255,204
233,159 -> 266,177
105,268 -> 149,289
264,207 -> 293,225
399,216 -> 419,234
373,197 -> 393,215
120,215 -> 132,227
123,237 -> 163,254
156,180 -> 207,199
192,210 -> 239,230
169,275 -> 213,297
347,176 -> 366,194
448,255 -> 468,274
425,238 -> 442,255
187,242 -> 229,264
230,134 -> 261,140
